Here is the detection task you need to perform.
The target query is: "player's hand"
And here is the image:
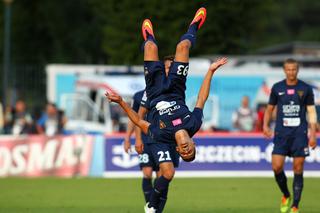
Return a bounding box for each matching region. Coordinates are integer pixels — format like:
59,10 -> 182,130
123,139 -> 132,153
105,92 -> 122,103
263,126 -> 273,139
209,57 -> 228,73
135,139 -> 144,154
309,135 -> 317,149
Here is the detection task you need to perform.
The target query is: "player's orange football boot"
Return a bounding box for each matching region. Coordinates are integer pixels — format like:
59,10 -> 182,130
190,7 -> 207,30
142,19 -> 155,41
289,206 -> 299,213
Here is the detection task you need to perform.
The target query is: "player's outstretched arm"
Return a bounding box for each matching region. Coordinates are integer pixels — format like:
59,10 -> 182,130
195,57 -> 227,109
263,104 -> 275,138
105,92 -> 150,134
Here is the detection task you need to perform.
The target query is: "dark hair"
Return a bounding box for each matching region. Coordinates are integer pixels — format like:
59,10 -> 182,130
163,55 -> 175,62
283,58 -> 299,69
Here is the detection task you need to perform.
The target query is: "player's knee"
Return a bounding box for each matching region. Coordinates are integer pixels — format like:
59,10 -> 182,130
162,169 -> 175,180
144,41 -> 158,52
272,164 -> 283,174
176,40 -> 191,53
143,171 -> 153,179
293,164 -> 303,174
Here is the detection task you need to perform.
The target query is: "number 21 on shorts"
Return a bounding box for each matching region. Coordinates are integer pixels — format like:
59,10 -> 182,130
157,151 -> 172,162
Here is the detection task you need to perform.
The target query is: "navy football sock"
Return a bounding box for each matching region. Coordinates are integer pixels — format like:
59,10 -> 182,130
179,23 -> 198,47
188,23 -> 198,35
157,187 -> 168,213
148,176 -> 171,209
147,33 -> 156,43
292,173 -> 303,208
274,170 -> 290,198
142,177 -> 153,203
141,32 -> 157,52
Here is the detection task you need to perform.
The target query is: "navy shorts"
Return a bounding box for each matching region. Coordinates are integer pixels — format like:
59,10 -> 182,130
139,143 -> 159,171
143,61 -> 165,101
148,143 -> 180,168
272,134 -> 310,157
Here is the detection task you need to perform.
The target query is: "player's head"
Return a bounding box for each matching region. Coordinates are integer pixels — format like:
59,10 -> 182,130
46,102 -> 57,116
15,100 -> 26,113
163,55 -> 174,76
175,129 -> 196,162
283,58 -> 299,81
241,95 -> 250,108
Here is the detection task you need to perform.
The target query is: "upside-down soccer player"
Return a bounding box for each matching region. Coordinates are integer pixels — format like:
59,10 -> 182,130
106,7 -> 228,212
263,58 -> 317,213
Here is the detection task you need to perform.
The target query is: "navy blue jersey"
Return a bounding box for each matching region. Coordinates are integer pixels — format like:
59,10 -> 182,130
132,90 -> 145,112
132,90 -> 149,143
269,80 -> 315,136
140,90 -> 150,110
147,100 -> 203,144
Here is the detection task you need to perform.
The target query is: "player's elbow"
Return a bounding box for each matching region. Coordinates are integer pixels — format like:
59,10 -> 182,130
137,121 -> 149,135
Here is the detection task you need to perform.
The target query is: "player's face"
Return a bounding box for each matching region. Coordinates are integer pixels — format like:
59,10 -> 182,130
15,101 -> 26,113
284,63 -> 299,82
180,141 -> 195,162
176,139 -> 196,162
46,104 -> 57,116
242,96 -> 249,108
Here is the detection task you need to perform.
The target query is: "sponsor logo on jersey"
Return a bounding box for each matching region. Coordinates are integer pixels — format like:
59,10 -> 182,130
287,89 -> 295,95
172,118 -> 182,126
282,101 -> 300,116
278,92 -> 285,96
183,114 -> 190,120
159,104 -> 181,116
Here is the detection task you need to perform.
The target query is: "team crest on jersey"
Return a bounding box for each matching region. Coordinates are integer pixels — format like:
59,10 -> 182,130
159,120 -> 166,129
297,90 -> 304,98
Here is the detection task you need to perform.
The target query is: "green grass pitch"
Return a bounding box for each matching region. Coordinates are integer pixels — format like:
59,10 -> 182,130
0,177 -> 319,212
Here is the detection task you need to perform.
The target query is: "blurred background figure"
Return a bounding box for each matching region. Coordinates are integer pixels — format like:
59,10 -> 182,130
3,100 -> 33,135
255,104 -> 267,132
0,102 -> 3,134
232,96 -> 256,132
311,85 -> 320,131
36,102 -> 67,136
